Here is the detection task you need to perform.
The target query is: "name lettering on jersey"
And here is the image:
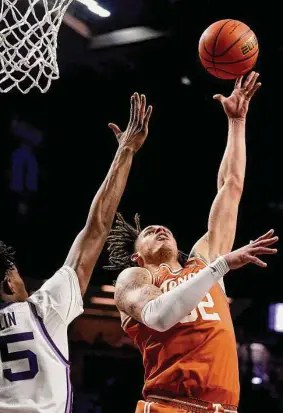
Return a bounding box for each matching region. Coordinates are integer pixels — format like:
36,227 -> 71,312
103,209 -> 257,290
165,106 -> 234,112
160,272 -> 195,293
0,312 -> 17,331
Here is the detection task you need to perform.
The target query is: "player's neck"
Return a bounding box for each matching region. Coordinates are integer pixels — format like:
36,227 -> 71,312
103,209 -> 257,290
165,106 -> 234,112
145,258 -> 182,274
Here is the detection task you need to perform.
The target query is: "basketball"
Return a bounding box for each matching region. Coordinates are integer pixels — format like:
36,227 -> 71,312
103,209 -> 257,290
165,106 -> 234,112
198,19 -> 259,80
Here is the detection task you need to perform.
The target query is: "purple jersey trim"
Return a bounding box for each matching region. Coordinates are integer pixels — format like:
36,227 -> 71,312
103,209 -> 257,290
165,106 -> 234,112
28,302 -> 70,366
0,302 -> 15,309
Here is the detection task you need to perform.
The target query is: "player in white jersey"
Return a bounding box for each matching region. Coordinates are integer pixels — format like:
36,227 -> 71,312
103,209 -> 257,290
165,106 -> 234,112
0,93 -> 152,413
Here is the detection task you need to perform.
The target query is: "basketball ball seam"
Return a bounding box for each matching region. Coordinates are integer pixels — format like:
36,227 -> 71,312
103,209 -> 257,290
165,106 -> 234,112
207,64 -> 256,77
203,41 -> 213,57
200,48 -> 258,65
214,28 -> 252,57
202,20 -> 234,58
212,20 -> 234,77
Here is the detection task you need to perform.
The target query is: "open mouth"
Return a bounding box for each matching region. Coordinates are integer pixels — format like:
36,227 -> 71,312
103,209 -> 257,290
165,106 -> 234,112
157,234 -> 169,241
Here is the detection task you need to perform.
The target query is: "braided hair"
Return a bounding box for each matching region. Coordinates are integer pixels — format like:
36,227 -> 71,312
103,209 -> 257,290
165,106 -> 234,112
104,213 -> 188,272
0,241 -> 16,281
104,213 -> 141,271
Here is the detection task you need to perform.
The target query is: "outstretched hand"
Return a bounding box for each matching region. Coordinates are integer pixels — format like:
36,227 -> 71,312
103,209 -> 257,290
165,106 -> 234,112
213,71 -> 261,119
224,229 -> 278,270
109,93 -> 152,154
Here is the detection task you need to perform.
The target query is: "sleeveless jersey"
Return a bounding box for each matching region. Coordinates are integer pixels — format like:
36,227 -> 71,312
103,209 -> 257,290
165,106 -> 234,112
0,266 -> 83,413
123,258 -> 240,407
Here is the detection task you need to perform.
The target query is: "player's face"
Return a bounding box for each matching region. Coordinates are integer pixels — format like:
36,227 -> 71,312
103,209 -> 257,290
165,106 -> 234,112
7,268 -> 29,301
135,225 -> 178,264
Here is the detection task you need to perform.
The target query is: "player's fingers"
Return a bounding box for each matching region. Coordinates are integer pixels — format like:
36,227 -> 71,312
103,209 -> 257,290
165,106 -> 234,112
213,94 -> 225,103
247,72 -> 259,91
249,255 -> 267,267
136,93 -> 141,111
143,105 -> 153,128
247,82 -> 261,99
140,94 -> 146,122
108,123 -> 122,137
252,240 -> 278,251
252,229 -> 274,243
129,94 -> 135,126
244,71 -> 257,89
235,76 -> 243,89
253,236 -> 279,248
252,247 -> 277,255
131,93 -> 139,127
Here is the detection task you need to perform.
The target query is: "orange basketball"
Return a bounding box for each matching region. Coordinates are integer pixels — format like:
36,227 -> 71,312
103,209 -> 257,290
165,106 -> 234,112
198,19 -> 259,79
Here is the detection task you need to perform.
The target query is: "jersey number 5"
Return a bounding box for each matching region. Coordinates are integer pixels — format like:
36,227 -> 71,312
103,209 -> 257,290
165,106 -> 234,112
0,332 -> 39,382
180,293 -> 221,323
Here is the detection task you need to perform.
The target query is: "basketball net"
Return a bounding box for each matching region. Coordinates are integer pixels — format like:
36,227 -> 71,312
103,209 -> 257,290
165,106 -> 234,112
0,0 -> 72,93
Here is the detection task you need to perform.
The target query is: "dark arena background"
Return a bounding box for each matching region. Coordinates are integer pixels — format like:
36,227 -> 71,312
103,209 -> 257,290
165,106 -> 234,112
1,0 -> 283,412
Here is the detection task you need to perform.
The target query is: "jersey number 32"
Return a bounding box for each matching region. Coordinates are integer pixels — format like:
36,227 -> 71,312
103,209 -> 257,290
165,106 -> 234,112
180,293 -> 221,323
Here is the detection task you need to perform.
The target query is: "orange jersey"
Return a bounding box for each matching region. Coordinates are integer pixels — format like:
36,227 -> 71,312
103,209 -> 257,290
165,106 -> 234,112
122,258 -> 240,407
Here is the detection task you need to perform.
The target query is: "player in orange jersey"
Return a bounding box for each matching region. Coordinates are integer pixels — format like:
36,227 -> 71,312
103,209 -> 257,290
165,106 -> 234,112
105,72 -> 276,413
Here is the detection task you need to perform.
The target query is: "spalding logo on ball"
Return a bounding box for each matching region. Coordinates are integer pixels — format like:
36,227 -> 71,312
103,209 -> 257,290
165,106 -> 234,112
199,19 -> 259,79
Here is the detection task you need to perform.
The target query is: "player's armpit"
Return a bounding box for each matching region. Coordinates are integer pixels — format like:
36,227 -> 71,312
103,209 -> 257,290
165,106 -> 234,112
189,233 -> 209,263
189,233 -> 226,293
114,267 -> 162,323
207,179 -> 241,262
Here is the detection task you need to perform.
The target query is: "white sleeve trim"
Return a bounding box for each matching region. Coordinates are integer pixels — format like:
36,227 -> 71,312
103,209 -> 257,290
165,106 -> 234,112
60,265 -> 83,308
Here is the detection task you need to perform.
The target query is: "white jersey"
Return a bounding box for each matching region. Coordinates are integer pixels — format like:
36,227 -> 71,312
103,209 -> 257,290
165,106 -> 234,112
0,265 -> 83,413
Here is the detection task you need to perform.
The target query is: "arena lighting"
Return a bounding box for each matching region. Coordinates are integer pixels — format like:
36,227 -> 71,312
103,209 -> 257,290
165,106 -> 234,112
76,0 -> 110,17
90,297 -> 115,306
251,377 -> 262,385
101,285 -> 115,293
269,303 -> 283,332
84,308 -> 120,318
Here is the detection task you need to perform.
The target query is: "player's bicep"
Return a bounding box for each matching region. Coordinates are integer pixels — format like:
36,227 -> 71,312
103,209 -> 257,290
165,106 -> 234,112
207,183 -> 239,261
64,228 -> 108,296
114,267 -> 162,323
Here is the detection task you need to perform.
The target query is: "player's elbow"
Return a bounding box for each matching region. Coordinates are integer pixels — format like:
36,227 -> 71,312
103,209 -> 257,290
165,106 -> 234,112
154,323 -> 170,332
224,175 -> 243,198
145,317 -> 169,332
142,302 -> 171,332
84,218 -> 108,239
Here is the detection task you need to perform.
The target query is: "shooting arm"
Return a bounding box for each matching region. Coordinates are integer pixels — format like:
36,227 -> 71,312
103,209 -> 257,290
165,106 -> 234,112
115,257 -> 229,332
190,119 -> 245,293
190,73 -> 261,270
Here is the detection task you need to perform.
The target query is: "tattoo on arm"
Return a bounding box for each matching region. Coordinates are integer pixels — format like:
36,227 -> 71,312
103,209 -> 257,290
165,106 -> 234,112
115,268 -> 162,322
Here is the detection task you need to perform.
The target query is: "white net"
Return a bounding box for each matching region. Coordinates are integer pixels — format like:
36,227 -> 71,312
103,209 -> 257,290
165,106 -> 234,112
0,0 -> 73,93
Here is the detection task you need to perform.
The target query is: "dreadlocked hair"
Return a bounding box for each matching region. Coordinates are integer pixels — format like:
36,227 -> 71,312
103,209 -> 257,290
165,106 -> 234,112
104,213 -> 189,272
0,241 -> 16,281
104,212 -> 141,271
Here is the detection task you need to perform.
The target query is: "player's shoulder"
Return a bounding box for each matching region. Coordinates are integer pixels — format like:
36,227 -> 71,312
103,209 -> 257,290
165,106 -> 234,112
0,301 -> 28,311
185,254 -> 208,268
116,266 -> 151,285
56,265 -> 78,278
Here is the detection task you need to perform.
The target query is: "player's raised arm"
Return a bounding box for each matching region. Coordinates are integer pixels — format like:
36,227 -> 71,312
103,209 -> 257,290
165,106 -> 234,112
65,93 -> 152,296
189,72 -> 261,273
116,233 -> 277,332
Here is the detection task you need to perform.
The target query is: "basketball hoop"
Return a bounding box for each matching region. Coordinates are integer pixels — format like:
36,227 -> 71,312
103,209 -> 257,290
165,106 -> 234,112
0,0 -> 72,93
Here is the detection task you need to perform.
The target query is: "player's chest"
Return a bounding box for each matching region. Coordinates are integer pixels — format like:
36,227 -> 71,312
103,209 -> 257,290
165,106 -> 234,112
158,272 -> 230,326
